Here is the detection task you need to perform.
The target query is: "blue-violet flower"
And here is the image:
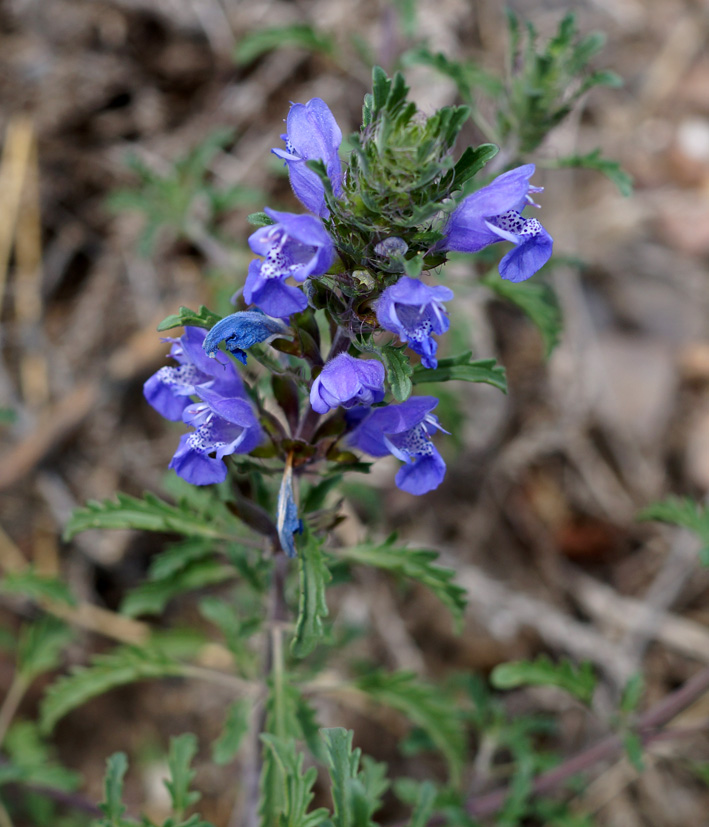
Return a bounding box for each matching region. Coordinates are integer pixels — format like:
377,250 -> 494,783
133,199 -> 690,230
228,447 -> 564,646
442,164 -> 553,282
203,311 -> 289,364
349,396 -> 447,495
272,98 -> 343,217
310,353 -> 386,414
169,386 -> 262,486
376,276 -> 454,370
245,208 -> 335,319
144,326 -> 242,421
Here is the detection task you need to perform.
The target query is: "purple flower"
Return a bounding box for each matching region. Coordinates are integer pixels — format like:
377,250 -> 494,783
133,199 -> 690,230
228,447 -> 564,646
376,277 -> 454,370
169,387 -> 262,486
272,98 -> 343,217
144,326 -> 243,421
310,353 -> 386,414
244,208 -> 335,319
349,396 -> 447,495
442,164 -> 553,282
203,311 -> 289,364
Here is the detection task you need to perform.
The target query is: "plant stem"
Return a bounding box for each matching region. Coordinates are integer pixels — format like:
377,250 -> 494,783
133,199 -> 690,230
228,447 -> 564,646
0,674 -> 27,749
233,550 -> 289,827
466,664 -> 709,819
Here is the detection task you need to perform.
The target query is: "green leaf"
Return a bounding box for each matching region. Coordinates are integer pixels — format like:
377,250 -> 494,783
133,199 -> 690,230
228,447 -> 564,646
0,569 -> 77,606
380,345 -> 413,402
40,646 -> 185,733
260,735 -> 330,827
120,559 -> 234,618
303,474 -> 343,513
247,211 -> 276,227
403,255 -> 424,278
212,699 -> 251,765
234,24 -> 335,65
165,733 -> 201,817
156,305 -> 222,333
482,273 -> 562,357
99,752 -> 129,826
638,497 -> 709,565
3,720 -> 81,792
64,491 -> 238,542
354,671 -> 465,783
491,655 -> 597,705
408,781 -> 437,827
620,673 -> 644,715
323,728 -> 386,827
556,149 -> 633,196
18,617 -> 74,682
337,538 -> 467,629
452,144 -> 499,189
0,406 -> 16,425
412,353 -> 507,393
623,730 -> 645,772
292,534 -> 331,658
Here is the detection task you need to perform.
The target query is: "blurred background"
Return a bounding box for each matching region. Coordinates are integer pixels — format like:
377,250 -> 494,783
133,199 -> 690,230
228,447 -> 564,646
2,0 -> 709,824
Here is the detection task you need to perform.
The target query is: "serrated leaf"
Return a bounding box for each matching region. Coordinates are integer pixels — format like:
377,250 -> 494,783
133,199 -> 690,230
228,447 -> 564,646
482,273 -> 562,357
234,24 -> 335,65
99,752 -> 129,826
212,699 -> 251,765
0,569 -> 76,606
337,539 -> 466,629
354,671 -> 465,783
408,781 -> 437,827
64,492 -> 238,543
623,730 -> 645,772
412,353 -> 507,393
260,735 -> 330,827
556,149 -> 633,196
40,646 -> 184,733
120,559 -> 234,618
18,617 -> 74,682
322,728 -> 385,827
292,534 -> 331,658
452,144 -> 499,189
148,538 -> 214,581
157,305 -> 222,333
491,655 -> 597,705
165,733 -> 201,817
638,497 -> 709,565
3,720 -> 81,792
380,345 -> 413,402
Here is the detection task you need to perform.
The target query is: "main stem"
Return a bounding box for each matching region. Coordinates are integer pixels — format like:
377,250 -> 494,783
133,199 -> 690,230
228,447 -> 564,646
236,550 -> 289,827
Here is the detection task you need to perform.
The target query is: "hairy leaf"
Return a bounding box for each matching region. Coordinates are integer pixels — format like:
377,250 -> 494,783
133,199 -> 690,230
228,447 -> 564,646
292,535 -> 331,658
412,353 -> 507,393
491,655 -> 597,705
338,539 -> 466,629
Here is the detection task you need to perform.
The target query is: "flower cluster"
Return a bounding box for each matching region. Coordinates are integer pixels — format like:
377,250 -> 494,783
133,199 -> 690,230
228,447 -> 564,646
145,83 -> 554,556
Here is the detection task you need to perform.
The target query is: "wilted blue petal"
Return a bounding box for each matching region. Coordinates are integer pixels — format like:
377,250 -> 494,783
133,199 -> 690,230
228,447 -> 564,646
277,462 -> 301,558
203,311 -> 289,363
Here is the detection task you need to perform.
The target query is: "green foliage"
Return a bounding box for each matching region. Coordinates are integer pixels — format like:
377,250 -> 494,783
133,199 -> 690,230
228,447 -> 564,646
164,734 -> 201,818
17,617 -> 74,682
1,720 -> 81,791
555,149 -> 633,196
482,272 -> 562,357
337,537 -> 467,629
234,24 -> 335,65
354,670 -> 466,783
499,13 -> 623,153
98,752 -> 130,827
120,558 -> 234,618
638,497 -> 709,565
380,344 -> 413,402
292,534 -> 331,658
0,568 -> 77,606
491,655 -> 597,705
0,406 -> 17,424
108,129 -> 260,255
198,596 -> 261,670
622,730 -> 645,773
412,353 -> 507,393
247,211 -> 276,228
260,735 -> 330,827
401,47 -> 504,103
40,646 -> 185,733
620,673 -> 645,715
157,305 -> 223,333
63,491 -> 245,543
212,699 -> 251,765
